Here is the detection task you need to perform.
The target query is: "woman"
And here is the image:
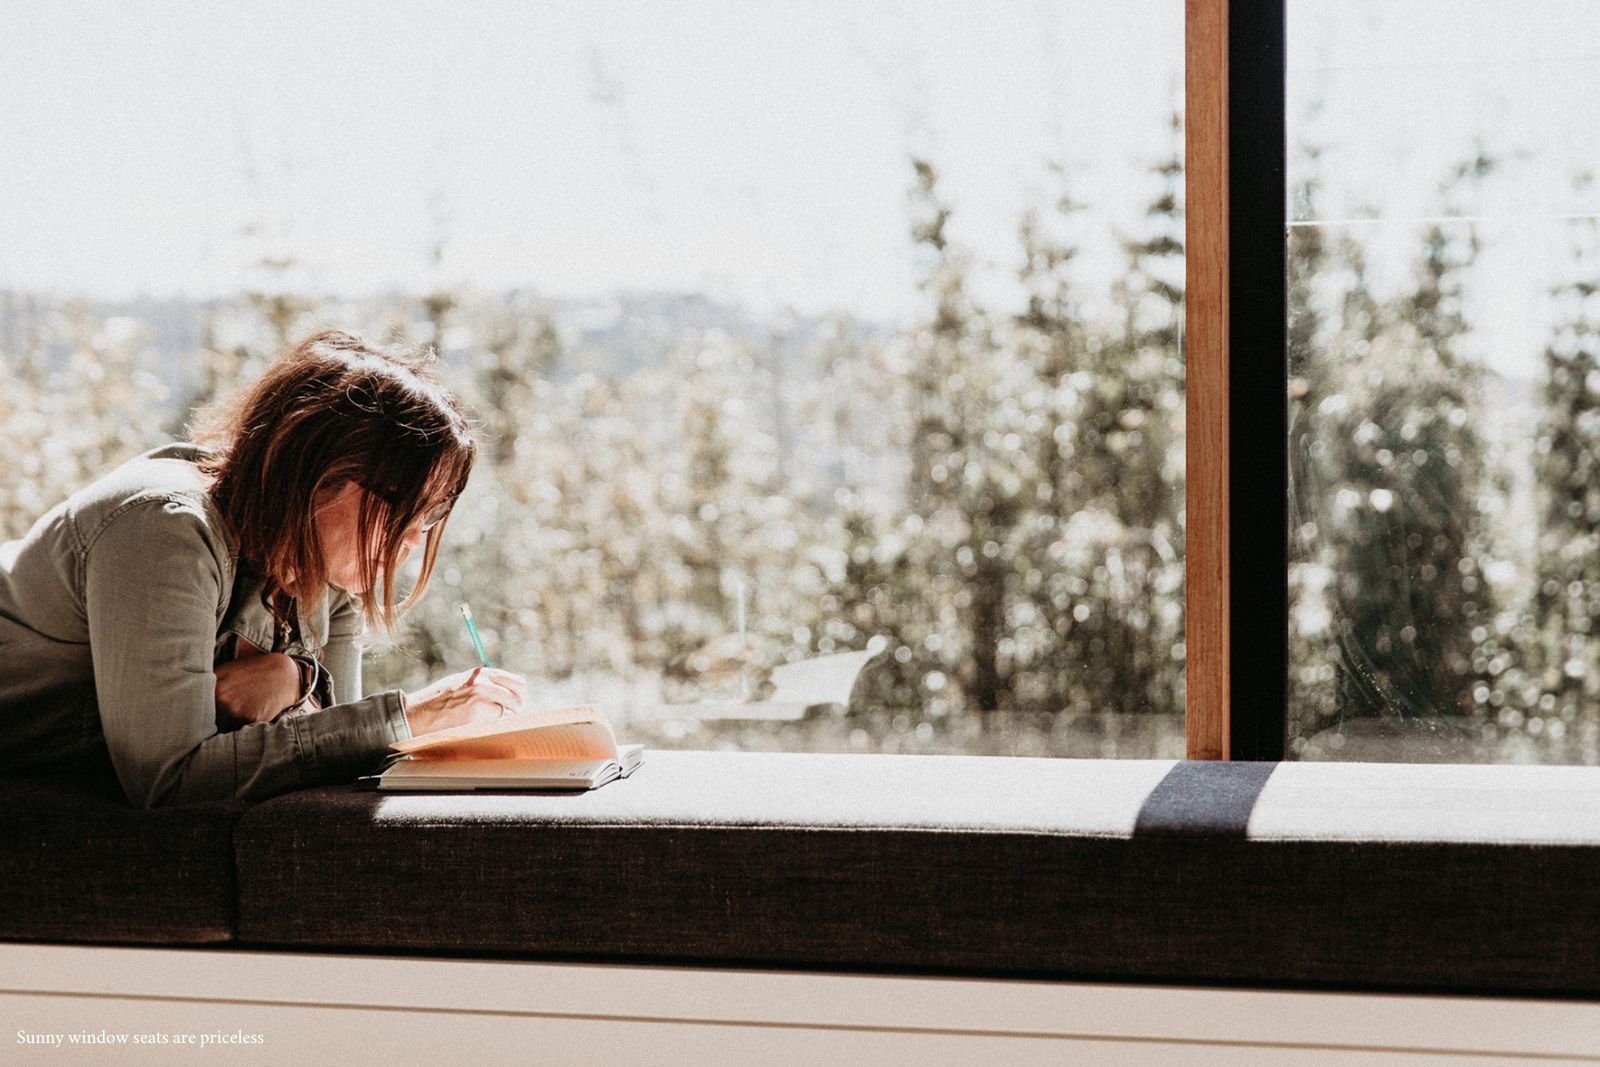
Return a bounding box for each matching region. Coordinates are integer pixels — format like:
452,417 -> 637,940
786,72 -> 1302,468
0,329 -> 527,808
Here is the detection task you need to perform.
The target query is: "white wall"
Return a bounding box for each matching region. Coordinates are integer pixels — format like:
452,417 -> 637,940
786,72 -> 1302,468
4,944 -> 1599,1065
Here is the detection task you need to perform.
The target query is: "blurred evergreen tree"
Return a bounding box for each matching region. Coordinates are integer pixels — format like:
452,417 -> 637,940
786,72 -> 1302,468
1533,186 -> 1600,754
1008,115 -> 1187,723
1011,164 -> 1091,715
1098,111 -> 1186,718
900,158 -> 1032,714
1323,151 -> 1498,723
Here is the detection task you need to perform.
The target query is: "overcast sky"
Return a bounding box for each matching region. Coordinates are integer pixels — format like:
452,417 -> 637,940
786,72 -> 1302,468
0,0 -> 1179,324
3,0 -> 1597,375
1290,0 -> 1600,378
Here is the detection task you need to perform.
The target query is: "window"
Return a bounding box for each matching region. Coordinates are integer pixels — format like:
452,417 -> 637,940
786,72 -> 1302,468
1285,1 -> 1600,763
0,3 -> 1185,758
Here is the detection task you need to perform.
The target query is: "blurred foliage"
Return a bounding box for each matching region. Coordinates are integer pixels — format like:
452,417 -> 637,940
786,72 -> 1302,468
1,122 -> 1195,760
1289,145 -> 1600,764
32,116 -> 1600,766
1531,176 -> 1600,762
0,300 -> 172,538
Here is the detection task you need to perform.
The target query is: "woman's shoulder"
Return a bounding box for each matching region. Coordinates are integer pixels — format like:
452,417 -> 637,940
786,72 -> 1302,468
68,442 -> 234,562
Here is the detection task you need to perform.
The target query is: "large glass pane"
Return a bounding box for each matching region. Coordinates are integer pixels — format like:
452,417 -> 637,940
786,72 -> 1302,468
1,1 -> 1184,757
1288,0 -> 1600,761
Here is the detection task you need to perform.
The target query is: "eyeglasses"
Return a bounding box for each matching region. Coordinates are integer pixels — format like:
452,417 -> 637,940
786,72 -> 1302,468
361,483 -> 458,534
415,495 -> 455,533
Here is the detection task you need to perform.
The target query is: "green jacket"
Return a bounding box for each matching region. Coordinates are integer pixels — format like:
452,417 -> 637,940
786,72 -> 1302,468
0,442 -> 412,807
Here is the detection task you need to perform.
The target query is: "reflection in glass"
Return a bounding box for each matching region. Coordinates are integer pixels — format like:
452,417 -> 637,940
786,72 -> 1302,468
1288,0 -> 1600,762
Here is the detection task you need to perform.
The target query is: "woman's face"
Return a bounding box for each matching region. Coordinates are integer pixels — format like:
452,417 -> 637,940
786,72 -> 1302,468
314,481 -> 427,593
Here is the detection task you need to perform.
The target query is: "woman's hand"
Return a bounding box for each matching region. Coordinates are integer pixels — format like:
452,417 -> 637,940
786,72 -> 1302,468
214,652 -> 303,727
403,667 -> 529,736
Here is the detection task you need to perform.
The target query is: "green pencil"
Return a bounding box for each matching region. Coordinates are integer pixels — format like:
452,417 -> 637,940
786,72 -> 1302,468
458,603 -> 493,669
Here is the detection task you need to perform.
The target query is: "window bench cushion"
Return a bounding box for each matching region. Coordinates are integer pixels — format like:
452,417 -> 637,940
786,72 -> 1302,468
0,773 -> 243,944
228,752 -> 1600,997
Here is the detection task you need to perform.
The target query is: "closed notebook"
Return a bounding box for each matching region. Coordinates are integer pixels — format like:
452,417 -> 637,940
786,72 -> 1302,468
376,704 -> 644,791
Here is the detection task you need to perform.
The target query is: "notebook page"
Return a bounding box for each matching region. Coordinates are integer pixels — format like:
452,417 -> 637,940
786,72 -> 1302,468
393,704 -> 602,755
407,720 -> 618,761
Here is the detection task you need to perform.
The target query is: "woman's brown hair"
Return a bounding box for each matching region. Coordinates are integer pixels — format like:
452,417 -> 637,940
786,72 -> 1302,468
191,329 -> 476,635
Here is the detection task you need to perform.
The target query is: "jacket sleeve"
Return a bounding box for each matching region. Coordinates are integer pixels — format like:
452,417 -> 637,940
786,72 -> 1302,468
84,499 -> 411,808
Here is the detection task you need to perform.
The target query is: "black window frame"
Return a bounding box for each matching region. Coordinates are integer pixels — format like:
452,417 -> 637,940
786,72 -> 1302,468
1229,0 -> 1289,760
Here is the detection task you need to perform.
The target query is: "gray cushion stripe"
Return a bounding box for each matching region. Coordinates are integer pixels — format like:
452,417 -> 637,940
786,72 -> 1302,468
1134,760 -> 1278,837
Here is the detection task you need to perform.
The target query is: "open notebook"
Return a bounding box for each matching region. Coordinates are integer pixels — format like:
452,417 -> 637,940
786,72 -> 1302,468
374,704 -> 644,792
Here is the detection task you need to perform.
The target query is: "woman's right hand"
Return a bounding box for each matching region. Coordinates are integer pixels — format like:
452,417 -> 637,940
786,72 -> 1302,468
403,667 -> 529,736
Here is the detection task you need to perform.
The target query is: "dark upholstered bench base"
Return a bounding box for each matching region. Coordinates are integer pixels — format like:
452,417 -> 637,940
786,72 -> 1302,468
0,773 -> 242,944
233,753 -> 1600,997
